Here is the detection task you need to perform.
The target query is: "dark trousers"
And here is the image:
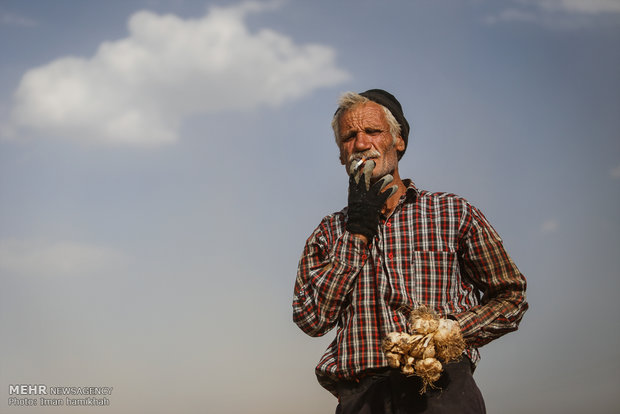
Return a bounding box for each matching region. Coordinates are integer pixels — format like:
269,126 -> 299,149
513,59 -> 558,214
335,358 -> 486,414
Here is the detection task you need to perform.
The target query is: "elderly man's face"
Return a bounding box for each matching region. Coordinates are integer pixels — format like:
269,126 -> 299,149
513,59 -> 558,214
338,101 -> 405,180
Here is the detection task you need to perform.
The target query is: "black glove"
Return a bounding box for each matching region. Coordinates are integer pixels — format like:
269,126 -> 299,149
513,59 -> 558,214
346,160 -> 398,240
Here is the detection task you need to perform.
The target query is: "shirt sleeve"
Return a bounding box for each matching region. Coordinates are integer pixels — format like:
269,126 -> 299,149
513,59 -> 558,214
292,218 -> 367,337
453,203 -> 529,347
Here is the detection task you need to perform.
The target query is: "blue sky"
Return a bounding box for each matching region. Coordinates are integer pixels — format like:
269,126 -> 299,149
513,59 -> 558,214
1,1 -> 619,413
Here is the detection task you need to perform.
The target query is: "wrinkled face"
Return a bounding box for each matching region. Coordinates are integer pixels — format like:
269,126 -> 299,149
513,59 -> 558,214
338,102 -> 405,180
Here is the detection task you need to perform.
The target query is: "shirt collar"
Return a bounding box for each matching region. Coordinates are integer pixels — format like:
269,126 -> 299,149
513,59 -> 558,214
401,179 -> 419,204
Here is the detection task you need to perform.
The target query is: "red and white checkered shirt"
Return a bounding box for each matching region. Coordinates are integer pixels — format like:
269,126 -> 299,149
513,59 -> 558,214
293,180 -> 528,394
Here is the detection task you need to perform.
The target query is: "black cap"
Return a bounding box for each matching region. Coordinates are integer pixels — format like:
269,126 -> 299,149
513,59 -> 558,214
359,89 -> 410,160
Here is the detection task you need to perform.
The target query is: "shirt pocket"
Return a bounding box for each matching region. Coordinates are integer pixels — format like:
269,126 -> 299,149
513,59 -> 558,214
411,250 -> 460,313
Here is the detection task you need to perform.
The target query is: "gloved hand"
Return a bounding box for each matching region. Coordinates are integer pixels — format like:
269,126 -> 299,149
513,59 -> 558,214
346,160 -> 398,240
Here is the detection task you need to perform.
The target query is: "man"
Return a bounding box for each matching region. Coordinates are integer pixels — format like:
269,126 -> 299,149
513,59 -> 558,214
292,89 -> 528,413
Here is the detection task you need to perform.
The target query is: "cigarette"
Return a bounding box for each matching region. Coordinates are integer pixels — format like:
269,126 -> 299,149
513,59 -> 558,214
351,157 -> 366,171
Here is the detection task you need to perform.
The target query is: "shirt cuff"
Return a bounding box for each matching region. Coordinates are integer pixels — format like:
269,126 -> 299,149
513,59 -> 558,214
450,310 -> 479,340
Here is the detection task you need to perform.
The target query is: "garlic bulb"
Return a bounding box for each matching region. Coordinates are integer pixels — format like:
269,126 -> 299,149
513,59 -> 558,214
415,358 -> 443,391
381,306 -> 466,393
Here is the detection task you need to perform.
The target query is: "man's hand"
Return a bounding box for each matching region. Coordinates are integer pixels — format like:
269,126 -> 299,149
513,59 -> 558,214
346,160 -> 398,241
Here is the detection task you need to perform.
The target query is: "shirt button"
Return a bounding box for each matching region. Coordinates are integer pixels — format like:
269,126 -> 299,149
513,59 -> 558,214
393,315 -> 398,322
388,252 -> 394,259
386,222 -> 392,228
361,254 -> 367,260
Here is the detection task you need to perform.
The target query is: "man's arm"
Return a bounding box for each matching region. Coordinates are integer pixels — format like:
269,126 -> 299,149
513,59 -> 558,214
452,203 -> 528,348
293,161 -> 397,337
292,221 -> 367,337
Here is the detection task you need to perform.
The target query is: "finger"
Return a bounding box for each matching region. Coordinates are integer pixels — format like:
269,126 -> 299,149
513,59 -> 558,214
353,164 -> 364,185
376,174 -> 394,191
349,172 -> 358,190
375,183 -> 398,204
350,158 -> 365,173
362,160 -> 375,190
350,160 -> 363,183
384,185 -> 398,199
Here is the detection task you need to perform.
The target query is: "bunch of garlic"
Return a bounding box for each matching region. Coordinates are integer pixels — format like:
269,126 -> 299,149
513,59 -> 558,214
381,306 -> 466,393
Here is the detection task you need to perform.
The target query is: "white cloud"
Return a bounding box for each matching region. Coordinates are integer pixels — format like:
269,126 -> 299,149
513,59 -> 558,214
485,0 -> 620,27
610,164 -> 620,179
6,1 -> 350,147
484,8 -> 540,24
540,219 -> 559,234
0,11 -> 37,27
534,0 -> 620,14
0,239 -> 123,277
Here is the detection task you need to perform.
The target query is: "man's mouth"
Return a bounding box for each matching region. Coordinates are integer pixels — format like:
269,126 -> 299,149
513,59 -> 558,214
351,157 -> 367,172
350,155 -> 379,171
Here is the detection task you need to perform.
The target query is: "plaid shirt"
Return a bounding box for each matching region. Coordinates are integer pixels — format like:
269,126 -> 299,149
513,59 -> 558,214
292,180 -> 528,394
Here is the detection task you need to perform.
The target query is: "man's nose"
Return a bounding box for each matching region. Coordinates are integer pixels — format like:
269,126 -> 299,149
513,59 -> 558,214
353,133 -> 372,151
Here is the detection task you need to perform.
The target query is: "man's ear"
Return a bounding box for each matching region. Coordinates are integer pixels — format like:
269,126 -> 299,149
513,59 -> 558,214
395,135 -> 405,152
339,148 -> 346,165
